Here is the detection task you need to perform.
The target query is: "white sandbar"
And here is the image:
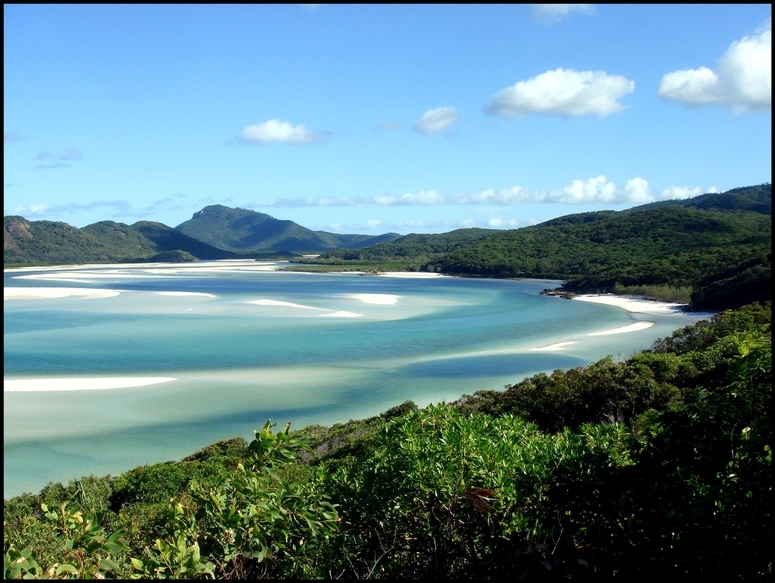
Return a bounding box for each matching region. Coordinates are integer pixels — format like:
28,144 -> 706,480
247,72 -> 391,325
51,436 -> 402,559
348,293 -> 400,305
529,341 -> 578,351
154,291 -> 216,298
246,299 -> 322,310
4,377 -> 176,392
14,272 -> 149,280
4,287 -> 121,300
320,310 -> 362,318
377,272 -> 446,278
587,321 -> 654,336
573,294 -> 686,314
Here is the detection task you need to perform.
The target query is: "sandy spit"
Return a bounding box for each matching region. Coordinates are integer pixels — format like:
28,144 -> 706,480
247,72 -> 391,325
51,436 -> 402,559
4,287 -> 121,300
572,294 -> 687,314
4,377 -> 177,392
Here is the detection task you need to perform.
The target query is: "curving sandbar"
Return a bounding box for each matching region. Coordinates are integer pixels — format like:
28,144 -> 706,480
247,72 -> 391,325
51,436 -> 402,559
4,377 -> 176,392
320,310 -> 362,318
154,291 -> 217,298
587,321 -> 654,336
377,272 -> 446,278
246,299 -> 322,310
348,293 -> 400,305
4,287 -> 121,300
529,341 -> 578,351
573,294 -> 685,314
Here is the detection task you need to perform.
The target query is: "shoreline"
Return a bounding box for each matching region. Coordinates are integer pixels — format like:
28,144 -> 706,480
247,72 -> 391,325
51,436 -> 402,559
571,293 -> 715,317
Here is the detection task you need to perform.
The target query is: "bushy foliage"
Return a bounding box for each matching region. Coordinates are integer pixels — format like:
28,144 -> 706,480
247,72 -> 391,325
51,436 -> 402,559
320,404 -> 638,578
128,421 -> 338,579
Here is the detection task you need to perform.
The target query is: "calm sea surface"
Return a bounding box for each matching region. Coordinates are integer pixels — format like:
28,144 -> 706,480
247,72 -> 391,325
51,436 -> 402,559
4,261 -> 710,498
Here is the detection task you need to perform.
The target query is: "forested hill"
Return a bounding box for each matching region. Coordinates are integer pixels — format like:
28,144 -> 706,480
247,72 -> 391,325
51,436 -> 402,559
318,227 -> 498,266
175,204 -> 400,253
3,217 -> 237,266
309,184 -> 772,310
630,183 -> 771,214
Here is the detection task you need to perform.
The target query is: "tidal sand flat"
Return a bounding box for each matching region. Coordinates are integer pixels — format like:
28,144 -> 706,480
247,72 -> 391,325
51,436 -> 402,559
5,377 -> 176,392
4,287 -> 123,299
529,341 -> 578,351
4,263 -> 713,497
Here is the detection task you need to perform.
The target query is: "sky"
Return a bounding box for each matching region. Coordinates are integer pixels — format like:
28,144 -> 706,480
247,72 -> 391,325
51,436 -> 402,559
3,4 -> 772,235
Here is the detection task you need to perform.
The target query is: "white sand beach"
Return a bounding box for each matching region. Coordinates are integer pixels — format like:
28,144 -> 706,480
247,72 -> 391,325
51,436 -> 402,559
4,287 -> 122,300
573,294 -> 686,314
4,377 -> 176,392
587,321 -> 655,336
377,272 -> 446,278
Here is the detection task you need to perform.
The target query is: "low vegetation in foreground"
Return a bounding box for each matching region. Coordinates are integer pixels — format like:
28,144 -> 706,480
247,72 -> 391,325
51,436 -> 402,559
4,302 -> 771,579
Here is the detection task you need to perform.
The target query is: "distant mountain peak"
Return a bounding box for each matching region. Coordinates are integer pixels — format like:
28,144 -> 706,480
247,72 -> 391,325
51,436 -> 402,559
176,204 -> 400,253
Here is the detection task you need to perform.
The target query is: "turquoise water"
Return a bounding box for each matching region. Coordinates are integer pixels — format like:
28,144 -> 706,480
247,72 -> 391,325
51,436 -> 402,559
4,262 -> 709,498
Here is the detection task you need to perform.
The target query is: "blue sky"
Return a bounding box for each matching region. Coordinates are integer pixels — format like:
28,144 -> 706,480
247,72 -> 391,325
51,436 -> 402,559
4,4 -> 771,234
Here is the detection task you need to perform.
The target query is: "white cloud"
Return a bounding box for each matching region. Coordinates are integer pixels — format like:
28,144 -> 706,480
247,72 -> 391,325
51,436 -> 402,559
659,185 -> 719,200
531,4 -> 594,23
238,120 -> 328,144
619,178 -> 653,203
12,200 -> 134,219
248,178 -> 721,209
372,190 -> 447,205
361,219 -> 384,230
484,68 -> 635,118
458,186 -> 536,204
554,176 -> 619,203
413,106 -> 459,135
487,218 -> 524,228
658,21 -> 771,113
25,204 -> 50,214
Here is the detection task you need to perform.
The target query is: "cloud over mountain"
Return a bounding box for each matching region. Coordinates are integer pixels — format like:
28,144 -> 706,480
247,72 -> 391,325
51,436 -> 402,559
248,177 -> 714,208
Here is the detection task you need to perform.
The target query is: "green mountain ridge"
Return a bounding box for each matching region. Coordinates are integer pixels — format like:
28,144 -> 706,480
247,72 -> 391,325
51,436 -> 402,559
3,217 -> 237,266
629,183 -> 772,214
175,204 -> 401,253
